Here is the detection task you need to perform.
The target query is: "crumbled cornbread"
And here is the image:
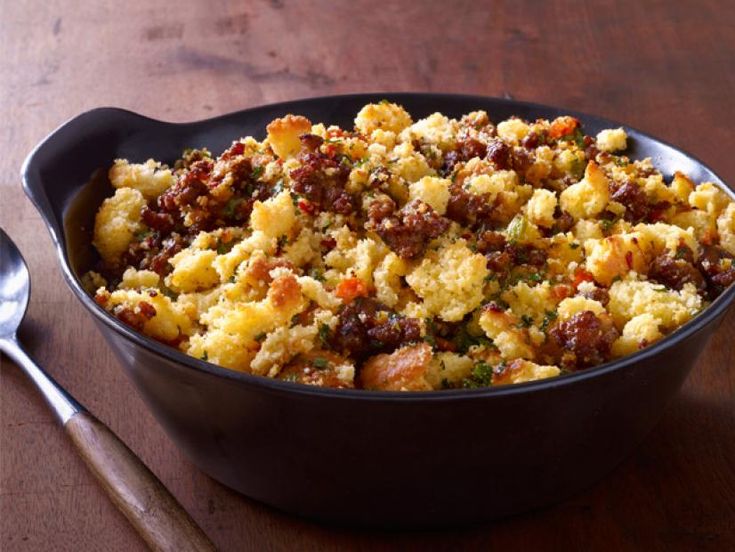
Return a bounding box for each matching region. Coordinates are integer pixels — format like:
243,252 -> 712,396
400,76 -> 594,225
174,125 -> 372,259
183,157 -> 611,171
87,102 -> 735,391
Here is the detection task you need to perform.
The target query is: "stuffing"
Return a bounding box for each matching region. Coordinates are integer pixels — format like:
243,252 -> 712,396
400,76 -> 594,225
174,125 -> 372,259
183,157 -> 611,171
408,176 -> 451,215
584,232 -> 649,286
557,296 -> 607,320
266,114 -> 312,159
633,222 -> 699,257
689,182 -> 731,215
611,313 -> 664,357
406,240 -> 489,322
86,102 -> 734,390
399,112 -> 458,151
670,172 -> 696,204
466,170 -> 518,200
524,188 -> 557,228
492,359 -> 561,385
496,118 -> 530,144
187,273 -> 305,371
359,343 -> 433,391
717,203 -> 735,255
120,268 -> 160,290
92,187 -> 146,267
425,352 -> 475,388
607,280 -> 702,330
671,210 -> 717,244
388,141 -> 434,183
98,288 -> 192,342
559,161 -> 610,220
501,282 -> 557,325
250,190 -> 297,241
354,101 -> 412,135
109,159 -> 174,199
167,249 -> 220,293
373,252 -> 409,307
595,128 -> 628,153
478,307 -> 535,361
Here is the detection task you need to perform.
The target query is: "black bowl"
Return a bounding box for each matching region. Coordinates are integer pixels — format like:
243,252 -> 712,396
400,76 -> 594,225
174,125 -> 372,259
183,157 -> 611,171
22,93 -> 735,527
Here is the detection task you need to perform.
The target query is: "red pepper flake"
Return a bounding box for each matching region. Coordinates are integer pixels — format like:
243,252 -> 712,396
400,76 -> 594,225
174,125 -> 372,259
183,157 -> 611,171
298,199 -> 318,216
485,302 -> 504,313
625,251 -> 634,269
323,143 -> 337,157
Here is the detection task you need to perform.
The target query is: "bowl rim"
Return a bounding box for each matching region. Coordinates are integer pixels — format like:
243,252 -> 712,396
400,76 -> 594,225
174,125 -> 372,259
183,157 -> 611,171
21,91 -> 735,402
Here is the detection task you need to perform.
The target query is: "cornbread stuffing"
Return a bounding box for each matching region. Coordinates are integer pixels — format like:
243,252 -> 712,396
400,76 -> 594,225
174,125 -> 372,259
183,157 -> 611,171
86,102 -> 735,391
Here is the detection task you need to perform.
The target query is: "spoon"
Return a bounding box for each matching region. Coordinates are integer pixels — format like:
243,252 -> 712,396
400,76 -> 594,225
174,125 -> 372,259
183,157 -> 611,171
0,228 -> 216,552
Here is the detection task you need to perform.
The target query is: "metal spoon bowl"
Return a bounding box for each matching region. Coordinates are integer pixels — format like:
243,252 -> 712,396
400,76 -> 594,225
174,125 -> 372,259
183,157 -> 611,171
0,228 -> 215,552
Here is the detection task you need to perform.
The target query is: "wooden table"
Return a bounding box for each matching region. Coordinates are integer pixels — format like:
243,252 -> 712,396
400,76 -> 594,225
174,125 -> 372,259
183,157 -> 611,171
2,1 -> 734,550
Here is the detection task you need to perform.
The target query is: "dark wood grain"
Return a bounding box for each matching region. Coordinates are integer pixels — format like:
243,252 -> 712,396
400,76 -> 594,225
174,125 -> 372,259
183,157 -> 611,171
1,0 -> 733,550
65,412 -> 215,552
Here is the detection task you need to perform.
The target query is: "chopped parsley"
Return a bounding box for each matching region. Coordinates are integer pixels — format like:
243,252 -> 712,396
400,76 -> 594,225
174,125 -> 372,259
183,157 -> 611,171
506,216 -> 528,244
563,128 -> 586,148
222,198 -> 243,218
312,357 -> 329,369
318,323 -> 331,346
519,314 -> 534,328
216,241 -> 231,254
453,327 -> 492,354
251,165 -> 264,179
600,218 -> 615,232
675,245 -> 689,259
540,310 -> 558,331
462,362 -> 494,388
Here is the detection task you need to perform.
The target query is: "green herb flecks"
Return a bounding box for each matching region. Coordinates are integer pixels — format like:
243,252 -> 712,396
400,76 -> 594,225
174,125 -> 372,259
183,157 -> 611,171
540,310 -> 558,331
519,314 -> 534,328
318,323 -> 331,347
462,362 -> 494,388
251,165 -> 264,180
312,357 -> 329,369
222,198 -> 243,218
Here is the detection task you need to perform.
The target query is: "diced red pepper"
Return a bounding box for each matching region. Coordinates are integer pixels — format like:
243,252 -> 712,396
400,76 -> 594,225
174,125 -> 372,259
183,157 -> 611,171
548,116 -> 580,139
298,199 -> 317,216
572,267 -> 595,289
335,277 -> 369,303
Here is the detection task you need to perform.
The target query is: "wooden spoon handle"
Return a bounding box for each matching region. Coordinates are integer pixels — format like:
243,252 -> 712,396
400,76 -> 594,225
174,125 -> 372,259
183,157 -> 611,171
65,411 -> 216,552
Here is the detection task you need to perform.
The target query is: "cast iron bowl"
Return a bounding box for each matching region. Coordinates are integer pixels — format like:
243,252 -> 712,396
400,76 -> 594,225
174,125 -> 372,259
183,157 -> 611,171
22,93 -> 735,527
